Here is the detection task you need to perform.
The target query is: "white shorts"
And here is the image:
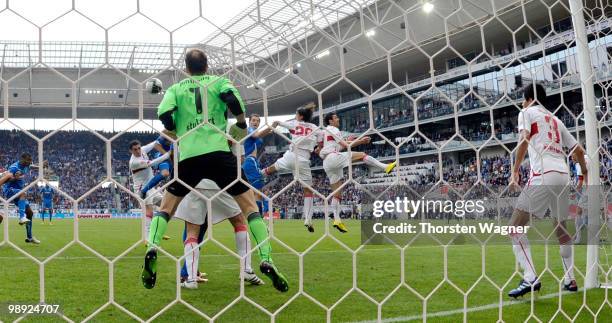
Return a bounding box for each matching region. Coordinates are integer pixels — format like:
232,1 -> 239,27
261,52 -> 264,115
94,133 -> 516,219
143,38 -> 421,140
515,171 -> 570,219
323,152 -> 351,184
174,180 -> 241,225
144,188 -> 162,207
274,151 -> 312,185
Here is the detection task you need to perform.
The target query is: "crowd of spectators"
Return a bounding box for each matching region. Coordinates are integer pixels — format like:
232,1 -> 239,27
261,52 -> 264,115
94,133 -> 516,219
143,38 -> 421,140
0,129 -> 158,211
1,121 -> 611,215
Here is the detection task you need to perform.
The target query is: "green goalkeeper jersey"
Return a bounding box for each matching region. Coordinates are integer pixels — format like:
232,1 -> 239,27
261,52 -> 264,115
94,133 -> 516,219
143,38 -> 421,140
157,74 -> 246,161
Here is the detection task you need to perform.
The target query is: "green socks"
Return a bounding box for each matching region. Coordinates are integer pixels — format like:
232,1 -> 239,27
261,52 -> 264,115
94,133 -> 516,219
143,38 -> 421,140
247,212 -> 272,263
148,212 -> 170,247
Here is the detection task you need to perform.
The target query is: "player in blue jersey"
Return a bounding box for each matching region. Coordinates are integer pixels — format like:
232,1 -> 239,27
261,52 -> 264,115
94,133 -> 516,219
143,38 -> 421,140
242,114 -> 274,215
40,184 -> 54,224
0,153 -> 40,244
139,136 -> 173,199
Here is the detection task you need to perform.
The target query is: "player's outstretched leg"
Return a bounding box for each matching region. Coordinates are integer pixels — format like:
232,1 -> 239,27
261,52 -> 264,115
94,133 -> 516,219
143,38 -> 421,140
142,211 -> 171,289
556,221 -> 578,292
180,221 -> 207,284
331,196 -> 348,233
17,199 -> 30,225
228,215 -> 264,286
24,205 -> 39,244
507,209 -> 540,298
303,191 -> 314,233
181,221 -> 204,290
140,173 -> 165,199
246,211 -> 288,292
509,231 -> 540,298
360,154 -> 397,174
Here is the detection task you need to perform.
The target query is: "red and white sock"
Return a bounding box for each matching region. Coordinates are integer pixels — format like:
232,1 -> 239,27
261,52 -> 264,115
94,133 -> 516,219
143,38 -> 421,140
362,155 -> 387,171
560,242 -> 575,284
184,237 -> 200,283
331,197 -> 341,222
234,224 -> 252,272
511,233 -> 537,282
304,193 -> 314,225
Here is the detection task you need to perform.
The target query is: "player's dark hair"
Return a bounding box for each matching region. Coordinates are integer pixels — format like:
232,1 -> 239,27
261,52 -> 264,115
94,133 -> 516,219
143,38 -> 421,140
185,48 -> 208,75
249,113 -> 260,120
523,83 -> 547,106
324,113 -> 337,126
20,153 -> 32,161
297,106 -> 313,123
129,140 -> 141,150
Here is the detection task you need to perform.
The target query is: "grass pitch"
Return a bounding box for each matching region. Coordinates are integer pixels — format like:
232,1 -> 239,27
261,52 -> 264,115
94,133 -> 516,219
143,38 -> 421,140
0,218 -> 610,322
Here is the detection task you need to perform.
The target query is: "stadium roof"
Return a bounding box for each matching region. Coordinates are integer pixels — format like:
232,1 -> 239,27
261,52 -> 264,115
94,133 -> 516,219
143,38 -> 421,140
201,0 -> 377,59
0,0 -> 586,119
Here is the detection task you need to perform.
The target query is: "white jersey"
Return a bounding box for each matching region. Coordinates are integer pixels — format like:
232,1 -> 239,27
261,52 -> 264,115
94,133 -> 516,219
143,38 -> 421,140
320,125 -> 344,160
129,141 -> 169,191
278,120 -> 322,160
517,105 -> 577,176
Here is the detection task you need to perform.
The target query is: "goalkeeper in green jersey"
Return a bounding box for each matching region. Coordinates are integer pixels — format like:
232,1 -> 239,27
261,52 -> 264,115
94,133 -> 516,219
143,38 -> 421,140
141,48 -> 288,292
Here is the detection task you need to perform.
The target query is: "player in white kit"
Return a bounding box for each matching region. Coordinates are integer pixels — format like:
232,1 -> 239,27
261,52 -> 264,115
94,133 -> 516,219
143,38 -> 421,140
174,178 -> 265,289
507,84 -> 588,298
128,140 -> 171,241
320,113 -> 397,233
261,104 -> 322,232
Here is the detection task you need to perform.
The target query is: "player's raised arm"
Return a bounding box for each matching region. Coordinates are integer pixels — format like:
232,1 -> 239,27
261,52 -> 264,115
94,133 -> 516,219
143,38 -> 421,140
142,141 -> 157,154
148,152 -> 171,168
0,170 -> 14,187
512,110 -> 531,186
559,120 -> 588,180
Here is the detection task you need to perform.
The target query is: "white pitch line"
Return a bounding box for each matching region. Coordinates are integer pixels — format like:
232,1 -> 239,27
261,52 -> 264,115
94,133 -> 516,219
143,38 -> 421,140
349,290 -> 577,323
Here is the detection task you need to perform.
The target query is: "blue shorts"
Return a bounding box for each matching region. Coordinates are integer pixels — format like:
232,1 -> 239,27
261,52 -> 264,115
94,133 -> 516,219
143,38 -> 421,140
242,157 -> 264,190
3,187 -> 22,205
42,201 -> 53,209
156,160 -> 172,172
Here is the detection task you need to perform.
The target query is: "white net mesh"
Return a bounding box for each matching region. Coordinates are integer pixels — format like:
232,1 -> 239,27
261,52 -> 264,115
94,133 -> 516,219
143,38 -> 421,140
0,0 -> 611,322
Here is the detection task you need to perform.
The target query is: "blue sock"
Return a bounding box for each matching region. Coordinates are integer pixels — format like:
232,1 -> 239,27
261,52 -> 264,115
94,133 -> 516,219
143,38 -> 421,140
262,199 -> 269,213
49,211 -> 53,222
17,200 -> 26,219
181,223 -> 189,278
26,221 -> 32,239
141,173 -> 165,194
197,222 -> 207,243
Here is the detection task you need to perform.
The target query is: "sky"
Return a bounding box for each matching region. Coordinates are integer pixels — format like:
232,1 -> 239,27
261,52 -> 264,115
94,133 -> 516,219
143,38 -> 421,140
0,0 -> 254,43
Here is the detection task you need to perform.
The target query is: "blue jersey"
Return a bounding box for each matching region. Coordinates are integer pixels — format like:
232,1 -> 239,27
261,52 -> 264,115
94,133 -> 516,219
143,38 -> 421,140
3,161 -> 30,191
41,186 -> 53,203
242,155 -> 264,189
244,127 -> 263,156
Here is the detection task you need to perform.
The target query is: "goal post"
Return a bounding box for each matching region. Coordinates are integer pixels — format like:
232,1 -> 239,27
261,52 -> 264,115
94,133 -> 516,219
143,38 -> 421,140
569,0 -> 603,289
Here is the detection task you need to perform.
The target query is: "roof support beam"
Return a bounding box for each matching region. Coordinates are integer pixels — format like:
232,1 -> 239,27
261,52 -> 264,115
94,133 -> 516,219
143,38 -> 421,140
0,44 -> 6,95
76,45 -> 83,105
27,44 -> 33,108
124,46 -> 136,106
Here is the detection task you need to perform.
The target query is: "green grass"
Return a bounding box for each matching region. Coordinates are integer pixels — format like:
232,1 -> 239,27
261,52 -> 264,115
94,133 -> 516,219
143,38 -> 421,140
0,218 -> 610,322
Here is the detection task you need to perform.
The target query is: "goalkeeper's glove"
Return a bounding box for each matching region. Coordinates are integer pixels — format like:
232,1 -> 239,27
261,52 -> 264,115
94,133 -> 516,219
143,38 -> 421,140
229,121 -> 248,141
